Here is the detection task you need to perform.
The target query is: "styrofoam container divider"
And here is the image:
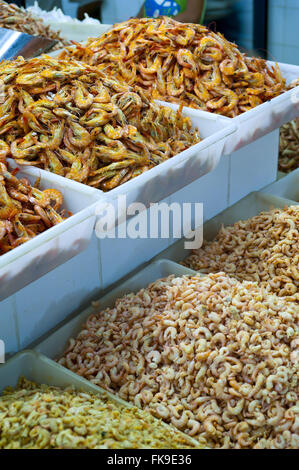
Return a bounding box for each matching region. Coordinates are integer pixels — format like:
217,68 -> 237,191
34,259 -> 197,359
0,350 -> 201,448
154,191 -> 299,265
262,168 -> 299,202
0,163 -> 99,301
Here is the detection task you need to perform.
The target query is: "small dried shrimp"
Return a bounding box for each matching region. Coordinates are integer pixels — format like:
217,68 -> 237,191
0,56 -> 200,190
279,119 -> 299,173
59,17 -> 287,117
184,206 -> 299,302
0,162 -> 66,255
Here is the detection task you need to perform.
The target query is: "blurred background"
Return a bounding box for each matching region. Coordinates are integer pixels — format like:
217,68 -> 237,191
9,0 -> 299,65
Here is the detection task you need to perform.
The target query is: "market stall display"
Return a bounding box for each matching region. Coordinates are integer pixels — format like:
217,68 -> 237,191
58,17 -> 287,117
183,205 -> 299,302
0,56 -> 200,191
0,1 -> 297,452
0,0 -> 69,51
55,271 -> 298,449
0,377 -> 197,449
279,119 -> 299,174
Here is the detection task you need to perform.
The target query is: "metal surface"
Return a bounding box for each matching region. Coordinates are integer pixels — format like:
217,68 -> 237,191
0,27 -> 57,60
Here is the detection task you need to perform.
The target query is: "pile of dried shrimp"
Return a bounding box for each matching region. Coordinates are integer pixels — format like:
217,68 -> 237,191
184,206 -> 299,302
0,162 -> 67,255
59,17 -> 287,117
279,119 -> 299,173
58,272 -> 299,449
0,377 -> 198,449
0,56 -> 200,190
0,1 -> 69,51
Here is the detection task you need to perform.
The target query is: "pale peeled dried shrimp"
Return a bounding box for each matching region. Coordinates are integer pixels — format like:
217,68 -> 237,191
0,377 -> 197,449
279,119 -> 299,173
0,56 -> 200,191
183,206 -> 299,302
58,17 -> 287,117
0,162 -> 67,255
0,0 -> 69,51
58,272 -> 299,449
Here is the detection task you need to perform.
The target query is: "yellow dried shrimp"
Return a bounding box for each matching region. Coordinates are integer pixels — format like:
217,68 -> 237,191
58,272 -> 299,449
184,206 -> 299,302
0,56 -> 199,190
0,162 -> 66,255
59,17 -> 287,117
279,119 -> 299,173
0,0 -> 69,51
0,377 -> 197,449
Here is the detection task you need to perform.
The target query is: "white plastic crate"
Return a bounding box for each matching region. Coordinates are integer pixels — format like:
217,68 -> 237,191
0,163 -> 98,301
34,259 -> 197,359
0,350 -> 201,448
261,168 -> 299,202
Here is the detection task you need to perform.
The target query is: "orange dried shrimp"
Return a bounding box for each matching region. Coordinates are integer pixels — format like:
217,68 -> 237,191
183,206 -> 299,302
279,119 -> 299,173
0,56 -> 200,190
0,162 -> 66,255
0,0 -> 69,51
58,17 -> 287,117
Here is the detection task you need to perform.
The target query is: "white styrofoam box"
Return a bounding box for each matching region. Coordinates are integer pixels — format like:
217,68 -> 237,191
35,259 -> 197,359
0,163 -> 98,302
0,350 -> 200,447
98,197 -> 172,289
15,233 -> 101,350
261,168 -> 299,201
0,297 -> 18,357
154,191 -> 299,265
228,129 -> 280,205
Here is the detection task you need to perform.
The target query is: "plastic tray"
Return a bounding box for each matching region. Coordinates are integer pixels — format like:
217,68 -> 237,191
154,191 -> 299,264
6,107 -> 236,215
34,259 -> 197,359
0,164 -> 98,301
98,109 -> 236,211
262,168 -> 299,202
0,350 -> 200,448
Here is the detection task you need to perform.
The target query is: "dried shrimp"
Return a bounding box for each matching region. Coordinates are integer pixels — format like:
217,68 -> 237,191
279,119 -> 299,173
184,206 -> 299,302
0,162 -> 66,254
0,56 -> 200,190
58,272 -> 299,449
59,17 -> 287,117
0,377 -> 197,449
